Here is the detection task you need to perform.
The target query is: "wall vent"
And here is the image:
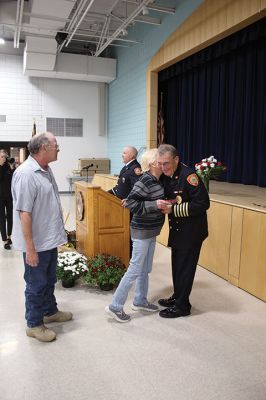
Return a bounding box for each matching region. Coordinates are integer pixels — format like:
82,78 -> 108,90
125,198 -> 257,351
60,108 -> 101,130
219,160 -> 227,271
46,118 -> 83,137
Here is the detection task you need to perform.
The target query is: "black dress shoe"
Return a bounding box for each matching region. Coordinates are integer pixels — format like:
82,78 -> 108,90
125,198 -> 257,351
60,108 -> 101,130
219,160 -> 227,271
158,295 -> 176,308
4,243 -> 11,250
7,238 -> 12,245
159,305 -> 191,319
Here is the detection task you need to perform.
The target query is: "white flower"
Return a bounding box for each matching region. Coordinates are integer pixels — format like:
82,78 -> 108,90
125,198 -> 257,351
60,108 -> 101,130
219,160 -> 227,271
210,163 -> 215,168
57,251 -> 88,274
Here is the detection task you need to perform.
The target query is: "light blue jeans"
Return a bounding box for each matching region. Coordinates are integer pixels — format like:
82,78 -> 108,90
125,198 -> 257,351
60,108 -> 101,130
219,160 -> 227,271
110,236 -> 156,311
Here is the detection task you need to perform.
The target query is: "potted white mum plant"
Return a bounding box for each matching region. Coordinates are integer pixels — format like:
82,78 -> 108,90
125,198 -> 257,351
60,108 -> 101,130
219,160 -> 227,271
57,251 -> 88,288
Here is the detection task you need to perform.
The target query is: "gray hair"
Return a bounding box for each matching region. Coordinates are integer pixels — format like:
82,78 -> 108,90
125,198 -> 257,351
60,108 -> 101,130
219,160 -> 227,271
141,148 -> 158,172
125,146 -> 138,159
0,149 -> 9,158
157,144 -> 178,158
27,133 -> 51,155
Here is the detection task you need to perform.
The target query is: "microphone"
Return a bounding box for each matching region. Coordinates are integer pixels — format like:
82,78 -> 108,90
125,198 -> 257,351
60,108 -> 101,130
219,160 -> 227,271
82,163 -> 94,170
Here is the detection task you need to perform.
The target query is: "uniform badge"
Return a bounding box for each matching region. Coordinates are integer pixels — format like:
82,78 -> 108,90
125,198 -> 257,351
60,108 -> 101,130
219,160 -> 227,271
187,173 -> 199,186
122,177 -> 125,183
176,195 -> 182,204
134,167 -> 142,176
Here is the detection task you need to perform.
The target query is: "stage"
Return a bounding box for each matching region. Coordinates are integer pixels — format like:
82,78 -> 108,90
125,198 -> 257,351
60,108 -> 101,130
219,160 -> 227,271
88,174 -> 266,302
199,181 -> 266,302
209,181 -> 266,213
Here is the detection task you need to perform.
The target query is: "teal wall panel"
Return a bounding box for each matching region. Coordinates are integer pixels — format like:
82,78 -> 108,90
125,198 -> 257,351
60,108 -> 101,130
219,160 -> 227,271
108,0 -> 203,173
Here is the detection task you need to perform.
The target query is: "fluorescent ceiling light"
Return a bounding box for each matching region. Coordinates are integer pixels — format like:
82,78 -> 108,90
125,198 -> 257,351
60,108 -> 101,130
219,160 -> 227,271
142,6 -> 149,15
0,38 -> 5,44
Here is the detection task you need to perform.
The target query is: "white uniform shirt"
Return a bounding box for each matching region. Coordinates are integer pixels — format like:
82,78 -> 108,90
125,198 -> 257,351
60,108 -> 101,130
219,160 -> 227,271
12,155 -> 67,252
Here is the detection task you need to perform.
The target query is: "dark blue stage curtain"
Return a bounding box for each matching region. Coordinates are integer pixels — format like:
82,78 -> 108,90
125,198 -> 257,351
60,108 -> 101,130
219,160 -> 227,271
158,17 -> 266,186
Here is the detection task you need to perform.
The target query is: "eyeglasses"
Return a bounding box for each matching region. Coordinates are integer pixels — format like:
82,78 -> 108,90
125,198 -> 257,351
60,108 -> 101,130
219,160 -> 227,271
46,144 -> 59,150
157,161 -> 172,167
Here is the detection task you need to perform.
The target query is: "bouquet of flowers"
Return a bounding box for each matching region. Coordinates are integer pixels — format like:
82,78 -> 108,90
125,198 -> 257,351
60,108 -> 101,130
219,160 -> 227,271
82,253 -> 126,289
195,155 -> 227,192
57,251 -> 88,286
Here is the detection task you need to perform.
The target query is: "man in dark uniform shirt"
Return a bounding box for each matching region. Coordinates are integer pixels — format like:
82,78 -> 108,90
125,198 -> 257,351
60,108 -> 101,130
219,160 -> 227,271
109,146 -> 141,199
156,144 -> 210,318
109,146 -> 142,256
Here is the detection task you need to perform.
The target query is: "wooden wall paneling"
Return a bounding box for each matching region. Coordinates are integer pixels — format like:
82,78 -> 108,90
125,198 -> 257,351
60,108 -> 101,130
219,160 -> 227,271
228,206 -> 243,286
239,210 -> 266,301
226,0 -> 261,28
261,0 -> 266,9
198,202 -> 232,280
156,216 -> 169,247
146,104 -> 158,149
146,71 -> 158,149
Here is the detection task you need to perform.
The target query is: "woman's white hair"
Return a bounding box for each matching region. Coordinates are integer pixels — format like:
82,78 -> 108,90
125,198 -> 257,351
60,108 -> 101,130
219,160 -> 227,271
141,148 -> 158,172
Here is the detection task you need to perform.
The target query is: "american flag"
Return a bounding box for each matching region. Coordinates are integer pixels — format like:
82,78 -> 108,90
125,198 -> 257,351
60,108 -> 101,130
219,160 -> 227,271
32,118 -> 36,137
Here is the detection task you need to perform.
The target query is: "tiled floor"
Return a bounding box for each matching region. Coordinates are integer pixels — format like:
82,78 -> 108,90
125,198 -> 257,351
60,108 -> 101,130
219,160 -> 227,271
0,194 -> 266,400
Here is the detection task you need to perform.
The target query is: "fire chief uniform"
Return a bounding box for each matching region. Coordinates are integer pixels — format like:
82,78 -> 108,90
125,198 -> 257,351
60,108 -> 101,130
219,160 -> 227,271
160,163 -> 210,317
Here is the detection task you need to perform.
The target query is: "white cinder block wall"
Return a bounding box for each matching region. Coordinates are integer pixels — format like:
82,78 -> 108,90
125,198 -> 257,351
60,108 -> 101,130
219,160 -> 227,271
0,53 -> 107,191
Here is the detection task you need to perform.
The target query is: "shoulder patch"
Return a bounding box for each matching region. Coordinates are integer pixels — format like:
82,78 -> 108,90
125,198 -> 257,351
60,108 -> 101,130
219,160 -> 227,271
187,173 -> 199,186
134,167 -> 142,176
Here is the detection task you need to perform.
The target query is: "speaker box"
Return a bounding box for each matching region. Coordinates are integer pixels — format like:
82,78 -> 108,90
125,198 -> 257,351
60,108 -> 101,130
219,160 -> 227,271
55,32 -> 68,45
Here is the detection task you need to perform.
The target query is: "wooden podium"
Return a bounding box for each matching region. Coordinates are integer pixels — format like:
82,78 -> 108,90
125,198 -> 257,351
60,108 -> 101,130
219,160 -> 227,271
75,181 -> 130,267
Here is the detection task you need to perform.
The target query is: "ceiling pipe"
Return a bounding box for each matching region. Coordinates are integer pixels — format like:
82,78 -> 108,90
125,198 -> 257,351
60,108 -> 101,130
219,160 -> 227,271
67,0 -> 88,33
134,15 -> 160,26
147,4 -> 176,14
94,0 -> 152,57
57,0 -> 88,53
71,38 -> 131,48
14,0 -> 24,48
75,32 -> 141,44
95,0 -> 120,53
96,15 -> 110,52
121,0 -> 175,14
65,0 -> 96,47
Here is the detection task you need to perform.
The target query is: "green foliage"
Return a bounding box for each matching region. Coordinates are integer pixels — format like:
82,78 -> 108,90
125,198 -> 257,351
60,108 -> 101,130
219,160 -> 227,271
82,253 -> 126,287
195,155 -> 227,192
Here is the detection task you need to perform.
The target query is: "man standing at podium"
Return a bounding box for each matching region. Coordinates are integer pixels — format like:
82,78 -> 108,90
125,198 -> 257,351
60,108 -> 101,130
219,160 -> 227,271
109,146 -> 142,255
109,146 -> 141,199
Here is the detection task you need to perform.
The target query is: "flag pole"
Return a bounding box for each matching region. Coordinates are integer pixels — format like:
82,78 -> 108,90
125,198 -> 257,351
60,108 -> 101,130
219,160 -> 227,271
32,118 -> 36,137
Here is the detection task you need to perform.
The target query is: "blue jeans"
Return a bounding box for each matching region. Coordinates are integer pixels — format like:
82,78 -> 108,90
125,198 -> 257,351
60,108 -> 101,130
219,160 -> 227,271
23,248 -> 58,328
110,236 -> 156,311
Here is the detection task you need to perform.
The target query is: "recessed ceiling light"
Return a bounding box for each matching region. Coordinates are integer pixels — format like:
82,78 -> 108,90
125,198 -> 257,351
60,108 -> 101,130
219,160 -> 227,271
0,38 -> 5,45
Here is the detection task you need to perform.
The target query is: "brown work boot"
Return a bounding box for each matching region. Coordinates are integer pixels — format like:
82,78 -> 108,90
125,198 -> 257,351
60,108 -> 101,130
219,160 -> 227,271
26,324 -> 56,342
43,310 -> 73,323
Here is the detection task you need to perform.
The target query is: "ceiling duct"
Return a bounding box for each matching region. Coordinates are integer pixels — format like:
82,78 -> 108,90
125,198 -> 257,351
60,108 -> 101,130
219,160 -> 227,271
24,51 -> 116,83
0,0 -> 175,81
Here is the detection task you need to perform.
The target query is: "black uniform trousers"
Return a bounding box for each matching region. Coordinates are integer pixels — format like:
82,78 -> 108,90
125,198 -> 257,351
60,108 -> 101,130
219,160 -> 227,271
171,243 -> 202,311
0,197 -> 13,242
